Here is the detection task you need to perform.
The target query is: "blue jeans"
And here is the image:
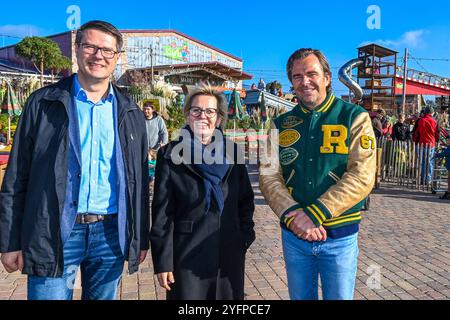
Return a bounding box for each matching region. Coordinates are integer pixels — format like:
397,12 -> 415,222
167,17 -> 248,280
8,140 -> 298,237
28,218 -> 125,300
282,229 -> 359,300
419,146 -> 434,184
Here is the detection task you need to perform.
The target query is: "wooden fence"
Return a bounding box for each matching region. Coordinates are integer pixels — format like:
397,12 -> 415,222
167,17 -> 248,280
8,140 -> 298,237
376,137 -> 448,192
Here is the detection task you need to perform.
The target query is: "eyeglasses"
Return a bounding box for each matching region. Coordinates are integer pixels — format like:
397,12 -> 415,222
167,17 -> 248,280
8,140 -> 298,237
78,43 -> 120,59
189,107 -> 218,118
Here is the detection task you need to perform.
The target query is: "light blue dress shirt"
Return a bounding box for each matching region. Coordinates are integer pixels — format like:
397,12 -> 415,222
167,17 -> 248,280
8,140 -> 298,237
73,75 -> 118,214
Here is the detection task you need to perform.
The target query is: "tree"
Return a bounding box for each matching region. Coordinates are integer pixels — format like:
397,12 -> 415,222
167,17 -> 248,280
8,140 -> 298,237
47,54 -> 72,78
15,36 -> 71,87
265,81 -> 282,93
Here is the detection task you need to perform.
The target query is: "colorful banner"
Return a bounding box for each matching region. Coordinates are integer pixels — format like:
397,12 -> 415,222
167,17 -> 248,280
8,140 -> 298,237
163,41 -> 190,62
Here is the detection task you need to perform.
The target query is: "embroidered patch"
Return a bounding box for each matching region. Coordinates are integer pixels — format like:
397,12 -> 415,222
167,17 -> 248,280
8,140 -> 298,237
281,116 -> 304,129
280,147 -> 299,165
360,135 -> 376,150
279,130 -> 301,147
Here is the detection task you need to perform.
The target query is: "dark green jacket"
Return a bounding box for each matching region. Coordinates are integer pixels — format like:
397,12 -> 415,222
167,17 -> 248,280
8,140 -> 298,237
260,93 -> 377,232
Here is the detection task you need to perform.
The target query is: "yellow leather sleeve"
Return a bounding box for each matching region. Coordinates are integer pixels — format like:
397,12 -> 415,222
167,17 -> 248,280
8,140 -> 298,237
317,112 -> 377,217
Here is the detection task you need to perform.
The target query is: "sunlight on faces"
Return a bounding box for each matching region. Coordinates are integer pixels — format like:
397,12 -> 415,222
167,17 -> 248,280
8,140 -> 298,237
291,54 -> 330,109
76,29 -> 120,83
188,95 -> 221,144
143,103 -> 154,119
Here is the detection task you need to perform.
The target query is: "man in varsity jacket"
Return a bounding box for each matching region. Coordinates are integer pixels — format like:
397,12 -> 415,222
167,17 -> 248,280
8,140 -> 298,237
259,48 -> 376,300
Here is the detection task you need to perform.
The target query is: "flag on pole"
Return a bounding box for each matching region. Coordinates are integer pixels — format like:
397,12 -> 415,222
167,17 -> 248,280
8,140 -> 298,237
0,82 -> 21,117
228,89 -> 244,120
1,82 -> 22,143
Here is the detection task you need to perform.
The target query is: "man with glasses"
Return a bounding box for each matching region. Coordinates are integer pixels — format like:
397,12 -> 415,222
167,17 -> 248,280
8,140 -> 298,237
0,20 -> 150,300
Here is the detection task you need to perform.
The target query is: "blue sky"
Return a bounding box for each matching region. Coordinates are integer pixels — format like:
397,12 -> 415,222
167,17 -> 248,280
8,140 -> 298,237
1,0 -> 449,95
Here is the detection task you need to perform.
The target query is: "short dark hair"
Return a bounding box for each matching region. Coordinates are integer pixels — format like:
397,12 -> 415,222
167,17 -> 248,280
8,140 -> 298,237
286,48 -> 332,93
143,101 -> 155,109
75,20 -> 123,52
424,106 -> 433,114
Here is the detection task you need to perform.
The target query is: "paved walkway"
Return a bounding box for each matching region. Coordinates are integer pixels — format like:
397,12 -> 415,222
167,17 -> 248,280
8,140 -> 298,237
1,166 -> 450,300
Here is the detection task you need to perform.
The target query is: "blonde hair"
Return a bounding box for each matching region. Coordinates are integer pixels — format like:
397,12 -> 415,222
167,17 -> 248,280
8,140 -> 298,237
183,84 -> 228,129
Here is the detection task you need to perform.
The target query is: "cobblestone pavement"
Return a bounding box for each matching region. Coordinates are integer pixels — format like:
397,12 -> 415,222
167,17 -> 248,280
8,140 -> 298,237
1,165 -> 449,300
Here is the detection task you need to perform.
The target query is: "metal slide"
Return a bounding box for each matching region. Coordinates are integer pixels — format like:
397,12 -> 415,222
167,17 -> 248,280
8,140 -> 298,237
338,58 -> 365,101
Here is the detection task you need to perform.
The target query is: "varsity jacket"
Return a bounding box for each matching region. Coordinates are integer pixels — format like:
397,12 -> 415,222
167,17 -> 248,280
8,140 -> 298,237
259,93 -> 376,238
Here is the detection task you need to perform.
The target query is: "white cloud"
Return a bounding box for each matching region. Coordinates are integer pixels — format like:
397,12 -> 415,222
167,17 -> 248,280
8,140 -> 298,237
0,24 -> 45,39
360,30 -> 426,49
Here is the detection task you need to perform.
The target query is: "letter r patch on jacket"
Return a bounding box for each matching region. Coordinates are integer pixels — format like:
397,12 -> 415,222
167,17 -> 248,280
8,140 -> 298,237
320,125 -> 349,154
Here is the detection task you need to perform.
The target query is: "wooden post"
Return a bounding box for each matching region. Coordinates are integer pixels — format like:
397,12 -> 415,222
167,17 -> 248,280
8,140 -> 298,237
401,48 -> 408,116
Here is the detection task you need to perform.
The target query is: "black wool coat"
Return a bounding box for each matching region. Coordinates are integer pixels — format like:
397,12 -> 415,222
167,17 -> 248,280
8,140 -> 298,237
150,138 -> 255,300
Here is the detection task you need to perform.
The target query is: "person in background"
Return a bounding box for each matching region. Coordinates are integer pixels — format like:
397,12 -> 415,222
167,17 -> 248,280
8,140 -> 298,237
372,111 -> 384,138
143,101 -> 169,152
392,113 -> 411,141
148,148 -> 157,205
258,78 -> 266,91
412,106 -> 440,184
148,149 -> 157,182
434,134 -> 450,200
382,120 -> 393,140
277,87 -> 284,97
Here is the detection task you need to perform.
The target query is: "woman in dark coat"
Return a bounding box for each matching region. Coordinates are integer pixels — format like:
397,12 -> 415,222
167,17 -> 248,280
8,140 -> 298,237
150,86 -> 255,300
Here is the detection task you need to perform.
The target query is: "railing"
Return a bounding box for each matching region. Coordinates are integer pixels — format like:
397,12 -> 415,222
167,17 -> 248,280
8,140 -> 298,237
243,89 -> 296,111
377,137 -> 448,192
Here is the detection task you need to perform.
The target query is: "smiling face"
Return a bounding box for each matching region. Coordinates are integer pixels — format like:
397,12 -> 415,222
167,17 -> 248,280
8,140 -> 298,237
291,54 -> 331,109
187,95 -> 221,143
143,104 -> 154,119
76,28 -> 120,84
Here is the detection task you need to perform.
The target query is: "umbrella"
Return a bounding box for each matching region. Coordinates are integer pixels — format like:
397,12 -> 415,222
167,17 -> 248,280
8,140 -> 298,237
228,88 -> 243,120
227,89 -> 246,140
1,82 -> 22,143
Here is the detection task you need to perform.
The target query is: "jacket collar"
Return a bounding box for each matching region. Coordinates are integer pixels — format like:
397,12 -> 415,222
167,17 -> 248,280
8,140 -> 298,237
73,74 -> 114,103
42,74 -> 138,116
297,92 -> 336,114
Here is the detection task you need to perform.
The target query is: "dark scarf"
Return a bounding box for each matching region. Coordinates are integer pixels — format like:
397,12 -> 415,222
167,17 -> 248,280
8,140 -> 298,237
185,126 -> 230,215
